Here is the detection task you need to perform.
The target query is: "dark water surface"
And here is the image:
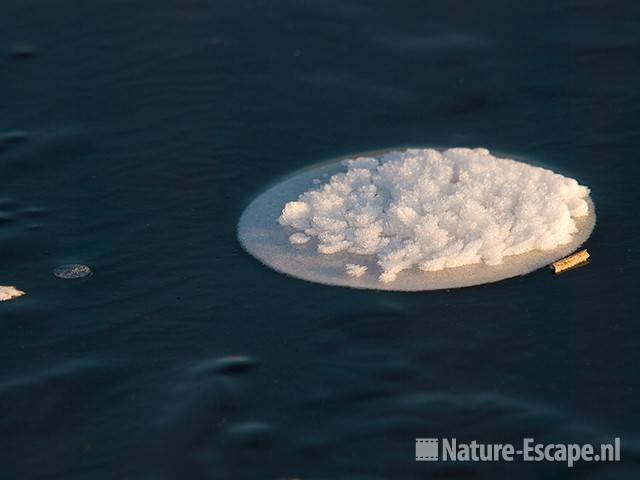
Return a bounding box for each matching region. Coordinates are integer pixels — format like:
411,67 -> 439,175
1,1 -> 639,478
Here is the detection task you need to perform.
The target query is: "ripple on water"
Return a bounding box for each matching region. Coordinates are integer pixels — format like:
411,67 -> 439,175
0,359 -> 118,435
0,199 -> 49,264
190,355 -> 256,376
224,422 -> 276,448
0,199 -> 47,227
154,353 -> 640,479
153,364 -> 249,478
0,131 -> 29,153
0,211 -> 17,224
7,43 -> 37,60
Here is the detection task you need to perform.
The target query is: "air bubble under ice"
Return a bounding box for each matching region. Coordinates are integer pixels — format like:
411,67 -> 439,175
278,148 -> 590,283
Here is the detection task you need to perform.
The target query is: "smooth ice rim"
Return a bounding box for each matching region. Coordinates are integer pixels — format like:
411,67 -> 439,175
238,148 -> 596,291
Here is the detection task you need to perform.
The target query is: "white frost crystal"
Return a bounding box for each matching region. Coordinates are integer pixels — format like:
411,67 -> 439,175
289,233 -> 310,245
278,148 -> 590,283
345,264 -> 368,278
0,286 -> 25,301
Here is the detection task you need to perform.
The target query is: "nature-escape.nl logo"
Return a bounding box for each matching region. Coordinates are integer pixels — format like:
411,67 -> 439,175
415,437 -> 621,467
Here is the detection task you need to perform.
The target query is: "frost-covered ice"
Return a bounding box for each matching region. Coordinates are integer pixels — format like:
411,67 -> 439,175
289,233 -> 310,245
278,148 -> 590,283
345,264 -> 367,278
0,285 -> 25,301
238,147 -> 595,291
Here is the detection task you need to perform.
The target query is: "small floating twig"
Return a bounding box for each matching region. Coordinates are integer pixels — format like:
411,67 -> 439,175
0,286 -> 25,301
550,249 -> 590,274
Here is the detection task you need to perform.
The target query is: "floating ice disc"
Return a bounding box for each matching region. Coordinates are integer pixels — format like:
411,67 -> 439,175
238,148 -> 596,291
53,263 -> 92,279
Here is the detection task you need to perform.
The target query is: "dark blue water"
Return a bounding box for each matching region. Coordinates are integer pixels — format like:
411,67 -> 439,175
1,1 -> 639,478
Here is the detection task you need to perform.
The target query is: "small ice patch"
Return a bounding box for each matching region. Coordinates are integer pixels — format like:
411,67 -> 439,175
53,264 -> 92,279
0,285 -> 25,301
345,264 -> 367,278
278,148 -> 590,283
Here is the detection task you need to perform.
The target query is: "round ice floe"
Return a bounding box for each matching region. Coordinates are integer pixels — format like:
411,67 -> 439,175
238,148 -> 595,291
53,263 -> 92,279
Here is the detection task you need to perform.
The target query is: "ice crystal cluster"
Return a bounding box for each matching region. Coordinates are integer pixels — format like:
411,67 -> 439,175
278,148 -> 590,282
0,286 -> 25,301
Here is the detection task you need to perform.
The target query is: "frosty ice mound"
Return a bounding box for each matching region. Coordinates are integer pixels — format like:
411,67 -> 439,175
279,148 -> 590,283
238,148 -> 595,291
